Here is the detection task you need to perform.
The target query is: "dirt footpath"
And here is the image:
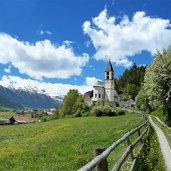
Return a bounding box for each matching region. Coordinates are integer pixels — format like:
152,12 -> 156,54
149,116 -> 171,171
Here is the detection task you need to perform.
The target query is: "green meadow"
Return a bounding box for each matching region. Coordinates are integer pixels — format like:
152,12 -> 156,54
0,112 -> 17,119
0,112 -> 144,171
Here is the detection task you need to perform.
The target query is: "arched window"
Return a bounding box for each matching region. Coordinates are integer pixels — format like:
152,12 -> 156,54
106,72 -> 109,79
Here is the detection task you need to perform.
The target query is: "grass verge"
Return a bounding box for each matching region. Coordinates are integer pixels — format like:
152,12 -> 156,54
136,126 -> 166,171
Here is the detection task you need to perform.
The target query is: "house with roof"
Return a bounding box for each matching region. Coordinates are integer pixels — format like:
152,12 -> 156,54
0,119 -> 11,125
84,61 -> 119,106
9,116 -> 33,124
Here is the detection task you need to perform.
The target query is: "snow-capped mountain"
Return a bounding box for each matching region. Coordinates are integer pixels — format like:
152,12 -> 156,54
8,85 -> 45,94
50,94 -> 64,103
0,85 -> 62,109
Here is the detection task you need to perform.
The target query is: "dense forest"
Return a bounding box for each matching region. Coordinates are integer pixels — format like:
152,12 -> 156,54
115,63 -> 146,100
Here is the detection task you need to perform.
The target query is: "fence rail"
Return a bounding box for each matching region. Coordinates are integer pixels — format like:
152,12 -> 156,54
78,114 -> 149,171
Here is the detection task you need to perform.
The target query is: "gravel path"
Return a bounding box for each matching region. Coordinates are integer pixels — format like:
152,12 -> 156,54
149,116 -> 171,171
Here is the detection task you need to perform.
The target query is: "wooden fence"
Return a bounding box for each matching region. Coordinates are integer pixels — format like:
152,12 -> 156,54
78,115 -> 149,171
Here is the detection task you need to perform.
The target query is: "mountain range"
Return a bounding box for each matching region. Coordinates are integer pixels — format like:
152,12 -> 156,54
0,85 -> 62,109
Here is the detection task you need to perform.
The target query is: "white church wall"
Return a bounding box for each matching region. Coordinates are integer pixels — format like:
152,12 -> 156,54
87,61 -> 118,104
92,86 -> 105,101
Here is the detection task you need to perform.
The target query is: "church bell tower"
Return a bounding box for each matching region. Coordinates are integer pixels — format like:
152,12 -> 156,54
104,60 -> 115,101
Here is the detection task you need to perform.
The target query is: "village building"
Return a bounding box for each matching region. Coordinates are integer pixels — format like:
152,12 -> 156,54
84,61 -> 119,106
9,116 -> 33,124
119,99 -> 136,108
0,118 -> 11,125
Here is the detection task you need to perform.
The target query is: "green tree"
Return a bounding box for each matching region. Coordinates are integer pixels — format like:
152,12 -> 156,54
136,88 -> 151,112
125,83 -> 139,100
117,63 -> 146,100
62,89 -> 80,115
137,47 -> 171,124
59,89 -> 89,117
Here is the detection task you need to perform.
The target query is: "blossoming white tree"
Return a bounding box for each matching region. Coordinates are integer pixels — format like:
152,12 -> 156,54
136,46 -> 171,125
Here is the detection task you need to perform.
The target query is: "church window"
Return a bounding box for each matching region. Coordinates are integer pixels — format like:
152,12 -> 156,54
95,94 -> 97,98
106,72 -> 109,79
99,94 -> 101,98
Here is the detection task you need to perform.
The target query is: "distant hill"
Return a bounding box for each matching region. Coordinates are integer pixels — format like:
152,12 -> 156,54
0,85 -> 61,109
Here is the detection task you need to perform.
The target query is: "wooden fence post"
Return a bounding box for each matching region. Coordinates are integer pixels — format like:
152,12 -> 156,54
95,148 -> 108,171
137,129 -> 143,144
143,114 -> 146,122
126,135 -> 134,161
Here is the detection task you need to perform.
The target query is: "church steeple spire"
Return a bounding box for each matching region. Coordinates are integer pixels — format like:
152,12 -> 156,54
105,60 -> 114,80
105,60 -> 114,72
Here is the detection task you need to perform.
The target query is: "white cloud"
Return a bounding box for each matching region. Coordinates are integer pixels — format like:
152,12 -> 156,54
0,75 -> 99,96
39,30 -> 52,35
0,33 -> 89,79
83,9 -> 171,67
4,65 -> 11,73
85,77 -> 100,87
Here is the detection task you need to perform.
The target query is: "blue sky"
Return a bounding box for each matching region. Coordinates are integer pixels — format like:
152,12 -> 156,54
0,0 -> 171,95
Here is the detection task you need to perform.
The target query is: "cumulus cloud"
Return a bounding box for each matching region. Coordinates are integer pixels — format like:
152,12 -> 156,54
83,9 -> 171,67
0,75 -> 99,96
0,33 -> 89,79
85,77 -> 100,87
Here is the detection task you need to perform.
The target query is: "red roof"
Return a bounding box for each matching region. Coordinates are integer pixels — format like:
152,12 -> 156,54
10,116 -> 32,123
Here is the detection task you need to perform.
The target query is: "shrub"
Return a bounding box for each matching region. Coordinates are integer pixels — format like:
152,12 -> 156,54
91,106 -> 104,117
73,110 -> 82,117
81,112 -> 89,117
105,107 -> 117,117
72,103 -> 90,117
41,116 -> 47,122
91,105 -> 117,117
117,110 -> 125,116
136,126 -> 165,171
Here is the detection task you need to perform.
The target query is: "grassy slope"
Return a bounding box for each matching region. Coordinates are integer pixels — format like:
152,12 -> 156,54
0,112 -> 143,171
0,106 -> 12,110
0,112 -> 17,119
0,112 -> 32,120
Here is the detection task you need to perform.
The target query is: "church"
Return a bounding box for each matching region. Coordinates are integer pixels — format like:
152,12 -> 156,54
84,61 -> 119,106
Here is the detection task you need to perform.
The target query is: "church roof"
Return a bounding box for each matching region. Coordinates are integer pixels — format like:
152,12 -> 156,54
84,90 -> 93,98
105,60 -> 114,72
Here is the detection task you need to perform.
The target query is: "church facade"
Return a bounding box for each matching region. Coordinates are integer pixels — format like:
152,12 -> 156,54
84,61 -> 118,106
